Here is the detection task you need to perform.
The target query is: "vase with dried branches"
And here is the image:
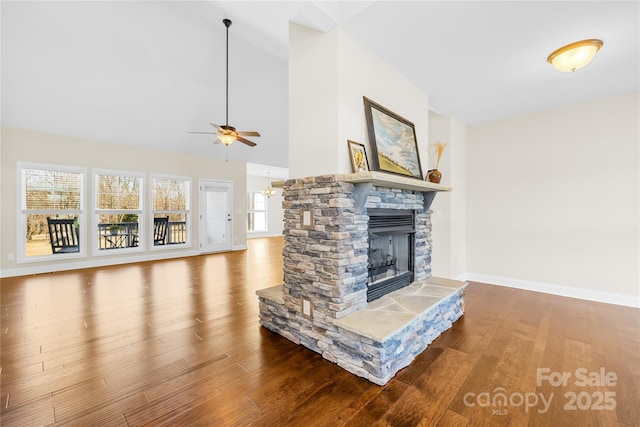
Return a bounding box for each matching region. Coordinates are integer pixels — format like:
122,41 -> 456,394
427,141 -> 447,183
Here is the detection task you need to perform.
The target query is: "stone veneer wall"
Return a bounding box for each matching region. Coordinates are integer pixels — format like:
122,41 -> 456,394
281,175 -> 430,322
257,175 -> 466,385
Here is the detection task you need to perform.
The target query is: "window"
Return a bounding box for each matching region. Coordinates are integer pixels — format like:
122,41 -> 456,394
94,170 -> 143,252
151,175 -> 190,247
247,192 -> 267,232
19,163 -> 85,261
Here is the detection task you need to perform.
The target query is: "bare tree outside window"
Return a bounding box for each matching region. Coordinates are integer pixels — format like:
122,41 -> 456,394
95,172 -> 143,250
21,166 -> 84,258
152,176 -> 189,246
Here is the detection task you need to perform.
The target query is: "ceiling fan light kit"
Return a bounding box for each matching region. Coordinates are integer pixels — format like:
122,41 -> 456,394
218,132 -> 237,146
547,39 -> 603,72
189,19 -> 260,147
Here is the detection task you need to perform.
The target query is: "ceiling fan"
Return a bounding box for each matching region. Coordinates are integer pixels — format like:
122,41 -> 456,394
189,19 -> 260,147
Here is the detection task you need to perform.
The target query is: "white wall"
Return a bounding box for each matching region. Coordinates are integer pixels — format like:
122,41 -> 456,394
289,23 -> 339,178
429,112 -> 467,280
288,23 -> 472,284
247,174 -> 284,238
0,126 -> 248,277
466,92 -> 639,306
429,113 -> 451,278
449,116 -> 467,280
289,23 -> 429,178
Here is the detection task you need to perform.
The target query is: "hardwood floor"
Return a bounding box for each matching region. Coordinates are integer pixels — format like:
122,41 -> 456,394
1,237 -> 638,426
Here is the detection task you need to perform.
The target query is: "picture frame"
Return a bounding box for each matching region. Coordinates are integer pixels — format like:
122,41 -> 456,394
347,140 -> 370,173
363,97 -> 423,180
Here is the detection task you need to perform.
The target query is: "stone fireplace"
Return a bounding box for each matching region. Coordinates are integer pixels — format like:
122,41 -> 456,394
256,172 -> 465,385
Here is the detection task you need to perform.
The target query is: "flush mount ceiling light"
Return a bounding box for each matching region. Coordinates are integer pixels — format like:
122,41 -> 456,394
547,39 -> 603,72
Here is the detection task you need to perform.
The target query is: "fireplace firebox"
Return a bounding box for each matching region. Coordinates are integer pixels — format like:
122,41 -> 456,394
367,208 -> 415,301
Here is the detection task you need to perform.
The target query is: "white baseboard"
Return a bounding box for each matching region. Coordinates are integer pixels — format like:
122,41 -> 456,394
247,233 -> 282,239
461,272 -> 640,308
0,244 -> 253,278
0,249 -> 200,278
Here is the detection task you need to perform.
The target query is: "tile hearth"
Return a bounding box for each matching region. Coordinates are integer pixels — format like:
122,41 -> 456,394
333,277 -> 465,342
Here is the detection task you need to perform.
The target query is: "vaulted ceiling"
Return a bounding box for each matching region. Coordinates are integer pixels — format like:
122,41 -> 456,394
2,1 -> 638,169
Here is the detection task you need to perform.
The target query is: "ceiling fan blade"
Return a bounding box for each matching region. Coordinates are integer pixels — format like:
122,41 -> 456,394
209,123 -> 221,128
237,131 -> 261,137
236,136 -> 257,147
188,131 -> 219,134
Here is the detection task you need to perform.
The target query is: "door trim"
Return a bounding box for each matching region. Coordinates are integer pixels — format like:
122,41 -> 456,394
198,179 -> 233,254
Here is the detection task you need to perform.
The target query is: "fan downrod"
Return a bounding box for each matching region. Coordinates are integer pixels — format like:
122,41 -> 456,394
188,17 -> 260,147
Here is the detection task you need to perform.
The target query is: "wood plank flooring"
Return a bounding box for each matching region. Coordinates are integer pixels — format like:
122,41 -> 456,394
1,237 -> 638,426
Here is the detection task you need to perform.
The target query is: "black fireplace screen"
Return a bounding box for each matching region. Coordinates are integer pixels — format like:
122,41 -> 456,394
367,209 -> 415,302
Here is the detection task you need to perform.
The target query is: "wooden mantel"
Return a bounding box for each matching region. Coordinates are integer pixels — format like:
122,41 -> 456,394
273,171 -> 450,192
273,171 -> 451,211
341,171 -> 451,193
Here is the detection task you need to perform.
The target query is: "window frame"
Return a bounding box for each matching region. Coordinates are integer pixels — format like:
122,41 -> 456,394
17,162 -> 87,263
247,191 -> 268,233
150,174 -> 191,249
92,168 -> 144,255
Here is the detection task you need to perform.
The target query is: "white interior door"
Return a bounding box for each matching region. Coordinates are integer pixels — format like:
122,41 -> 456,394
199,180 -> 232,253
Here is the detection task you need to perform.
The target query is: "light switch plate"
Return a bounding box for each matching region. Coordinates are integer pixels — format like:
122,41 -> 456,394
302,299 -> 312,317
301,208 -> 315,230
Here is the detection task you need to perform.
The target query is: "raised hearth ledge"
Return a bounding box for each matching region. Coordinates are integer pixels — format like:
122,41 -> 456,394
256,277 -> 466,385
272,171 -> 451,193
256,277 -> 465,345
333,277 -> 465,342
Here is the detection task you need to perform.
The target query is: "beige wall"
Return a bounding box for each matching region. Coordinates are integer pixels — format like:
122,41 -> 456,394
466,92 -> 639,304
0,126 -> 248,277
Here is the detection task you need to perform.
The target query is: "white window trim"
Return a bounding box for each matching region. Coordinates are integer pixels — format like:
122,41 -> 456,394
247,191 -> 268,234
92,168 -> 145,256
150,173 -> 191,250
17,162 -> 87,263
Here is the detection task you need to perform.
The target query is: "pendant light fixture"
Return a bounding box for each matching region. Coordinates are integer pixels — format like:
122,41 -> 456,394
261,172 -> 276,198
547,39 -> 603,72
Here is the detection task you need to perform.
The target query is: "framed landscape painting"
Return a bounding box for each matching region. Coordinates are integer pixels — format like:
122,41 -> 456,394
363,97 -> 423,180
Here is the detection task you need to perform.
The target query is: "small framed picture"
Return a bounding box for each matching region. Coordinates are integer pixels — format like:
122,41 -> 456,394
347,140 -> 370,173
